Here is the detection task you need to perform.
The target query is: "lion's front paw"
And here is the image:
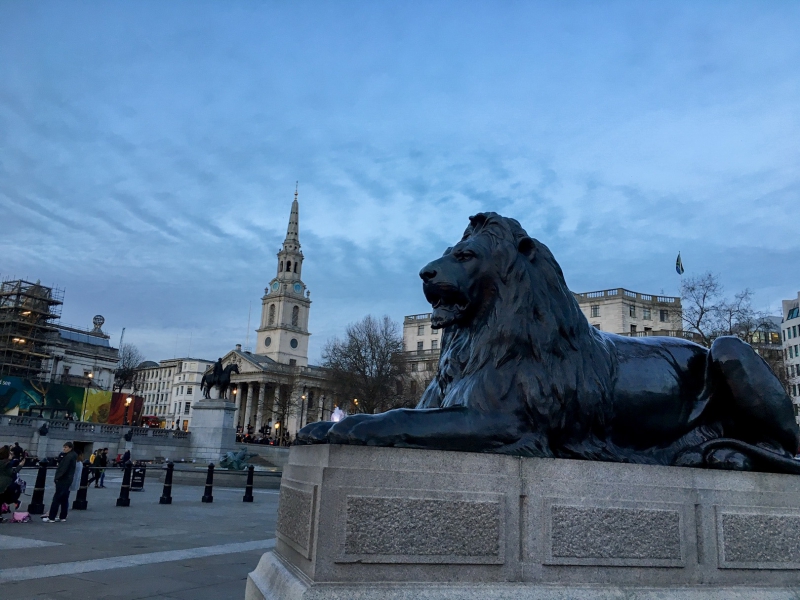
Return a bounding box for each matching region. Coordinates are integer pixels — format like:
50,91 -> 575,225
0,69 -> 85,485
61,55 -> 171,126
327,414 -> 401,446
297,421 -> 335,444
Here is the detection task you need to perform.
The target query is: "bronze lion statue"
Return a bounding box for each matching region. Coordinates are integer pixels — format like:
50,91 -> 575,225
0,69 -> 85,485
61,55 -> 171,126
300,212 -> 800,473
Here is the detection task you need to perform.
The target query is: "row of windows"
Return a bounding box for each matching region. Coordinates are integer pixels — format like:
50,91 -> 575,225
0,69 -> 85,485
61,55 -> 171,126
416,325 -> 438,336
788,307 -> 799,320
589,305 -> 670,322
786,325 -> 799,341
144,369 -> 173,380
410,361 -> 436,372
788,345 -> 800,360
414,340 -> 439,351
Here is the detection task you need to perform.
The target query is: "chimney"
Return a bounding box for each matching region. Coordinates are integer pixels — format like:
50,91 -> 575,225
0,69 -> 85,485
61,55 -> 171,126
236,344 -> 242,352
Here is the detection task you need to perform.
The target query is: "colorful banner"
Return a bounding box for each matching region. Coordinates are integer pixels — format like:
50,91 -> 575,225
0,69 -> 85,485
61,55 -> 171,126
0,375 -> 142,424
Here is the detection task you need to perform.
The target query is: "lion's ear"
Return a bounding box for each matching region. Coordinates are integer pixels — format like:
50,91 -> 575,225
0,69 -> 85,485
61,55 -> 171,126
468,214 -> 487,228
518,236 -> 537,261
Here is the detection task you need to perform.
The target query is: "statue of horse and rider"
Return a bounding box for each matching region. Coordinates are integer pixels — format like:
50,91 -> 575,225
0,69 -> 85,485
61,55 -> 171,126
200,358 -> 239,400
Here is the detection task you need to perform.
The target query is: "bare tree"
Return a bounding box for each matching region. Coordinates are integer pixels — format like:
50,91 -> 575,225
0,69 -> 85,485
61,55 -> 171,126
113,343 -> 145,393
681,273 -> 788,389
322,315 -> 412,415
681,272 -> 725,347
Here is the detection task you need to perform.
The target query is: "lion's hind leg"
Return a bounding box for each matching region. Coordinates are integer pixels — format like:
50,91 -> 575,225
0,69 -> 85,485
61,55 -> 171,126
707,336 -> 799,454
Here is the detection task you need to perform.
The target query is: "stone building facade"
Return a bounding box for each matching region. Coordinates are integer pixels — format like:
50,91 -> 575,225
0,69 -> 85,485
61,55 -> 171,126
782,292 -> 800,419
573,287 -> 684,337
43,316 -> 119,391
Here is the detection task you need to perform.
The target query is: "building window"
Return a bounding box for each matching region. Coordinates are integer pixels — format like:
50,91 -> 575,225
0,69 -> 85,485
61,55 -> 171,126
294,262 -> 298,273
642,307 -> 651,320
289,359 -> 297,366
292,306 -> 299,326
590,305 -> 600,318
630,325 -> 637,334
629,305 -> 636,317
795,326 -> 798,338
187,386 -> 193,395
593,324 -> 601,330
431,340 -> 438,350
286,260 -> 292,272
411,362 -> 418,372
184,403 -> 191,415
410,380 -> 418,395
660,310 -> 669,322
268,305 -> 275,326
417,341 -> 424,351
417,325 -> 425,335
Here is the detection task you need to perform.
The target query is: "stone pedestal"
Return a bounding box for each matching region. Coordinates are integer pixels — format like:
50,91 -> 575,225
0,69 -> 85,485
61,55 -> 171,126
247,444 -> 800,599
189,400 -> 236,462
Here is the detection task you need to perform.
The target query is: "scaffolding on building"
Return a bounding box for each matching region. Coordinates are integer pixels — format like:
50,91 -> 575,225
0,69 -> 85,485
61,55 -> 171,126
0,278 -> 63,379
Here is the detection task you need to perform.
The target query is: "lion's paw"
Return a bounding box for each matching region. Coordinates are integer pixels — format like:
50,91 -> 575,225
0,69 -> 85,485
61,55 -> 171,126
297,421 -> 335,444
705,448 -> 751,471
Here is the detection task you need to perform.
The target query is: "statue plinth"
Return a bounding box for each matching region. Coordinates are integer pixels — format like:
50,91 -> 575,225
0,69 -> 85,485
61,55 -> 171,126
189,399 -> 237,462
247,444 -> 800,599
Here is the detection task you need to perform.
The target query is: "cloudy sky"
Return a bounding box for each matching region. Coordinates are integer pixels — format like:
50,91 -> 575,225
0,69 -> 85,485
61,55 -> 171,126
1,1 -> 799,364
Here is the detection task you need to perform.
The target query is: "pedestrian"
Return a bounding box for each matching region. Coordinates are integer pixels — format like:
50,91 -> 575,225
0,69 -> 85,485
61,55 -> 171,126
121,448 -> 131,467
42,442 -> 77,523
0,446 -> 23,510
98,448 -> 108,487
89,448 -> 108,488
11,442 -> 23,461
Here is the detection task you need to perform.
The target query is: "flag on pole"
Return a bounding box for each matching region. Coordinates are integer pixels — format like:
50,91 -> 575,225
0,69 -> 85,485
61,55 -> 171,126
675,252 -> 684,275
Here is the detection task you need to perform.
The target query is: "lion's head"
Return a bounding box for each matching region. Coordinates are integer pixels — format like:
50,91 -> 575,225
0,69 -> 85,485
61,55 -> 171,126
417,212 -> 612,434
420,212 -> 580,334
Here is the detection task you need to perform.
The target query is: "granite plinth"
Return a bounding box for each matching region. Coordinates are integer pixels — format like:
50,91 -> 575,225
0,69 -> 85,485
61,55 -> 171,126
189,400 -> 237,462
246,444 -> 800,599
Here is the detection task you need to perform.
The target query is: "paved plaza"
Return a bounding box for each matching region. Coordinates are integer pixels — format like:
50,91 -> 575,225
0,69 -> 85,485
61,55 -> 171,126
0,468 -> 278,600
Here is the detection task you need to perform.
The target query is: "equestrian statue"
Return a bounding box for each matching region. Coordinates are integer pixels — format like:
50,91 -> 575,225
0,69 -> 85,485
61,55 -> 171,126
200,358 -> 239,400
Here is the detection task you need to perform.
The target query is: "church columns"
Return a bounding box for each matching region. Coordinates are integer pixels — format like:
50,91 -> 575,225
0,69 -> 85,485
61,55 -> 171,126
255,384 -> 267,433
234,385 -> 244,428
244,384 -> 254,430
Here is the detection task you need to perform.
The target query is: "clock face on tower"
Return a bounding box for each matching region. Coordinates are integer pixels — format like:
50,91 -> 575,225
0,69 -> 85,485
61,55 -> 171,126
293,283 -> 303,294
271,282 -> 280,292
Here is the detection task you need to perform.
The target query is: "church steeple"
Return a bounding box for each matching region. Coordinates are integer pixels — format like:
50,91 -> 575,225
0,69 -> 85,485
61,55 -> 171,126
256,187 -> 312,366
284,184 -> 300,246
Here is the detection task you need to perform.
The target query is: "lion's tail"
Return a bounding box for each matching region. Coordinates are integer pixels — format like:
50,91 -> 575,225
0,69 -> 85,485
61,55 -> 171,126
697,438 -> 800,475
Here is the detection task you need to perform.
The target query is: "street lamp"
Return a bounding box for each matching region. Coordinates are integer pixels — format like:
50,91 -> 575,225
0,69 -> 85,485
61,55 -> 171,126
124,396 -> 132,426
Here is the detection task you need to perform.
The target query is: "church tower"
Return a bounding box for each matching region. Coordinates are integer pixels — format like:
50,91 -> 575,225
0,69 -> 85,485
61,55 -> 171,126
255,188 -> 311,366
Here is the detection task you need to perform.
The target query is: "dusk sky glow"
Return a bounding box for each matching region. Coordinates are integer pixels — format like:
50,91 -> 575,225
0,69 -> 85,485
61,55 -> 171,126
1,1 -> 799,363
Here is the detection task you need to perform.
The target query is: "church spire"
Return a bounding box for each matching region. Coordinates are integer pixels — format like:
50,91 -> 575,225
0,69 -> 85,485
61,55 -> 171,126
284,182 -> 299,245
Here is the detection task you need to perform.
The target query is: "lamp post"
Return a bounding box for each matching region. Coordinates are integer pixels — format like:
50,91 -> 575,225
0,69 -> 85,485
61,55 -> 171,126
300,385 -> 307,431
123,396 -> 132,426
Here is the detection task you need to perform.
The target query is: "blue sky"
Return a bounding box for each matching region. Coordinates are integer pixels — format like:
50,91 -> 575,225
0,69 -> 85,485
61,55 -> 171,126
1,1 -> 799,363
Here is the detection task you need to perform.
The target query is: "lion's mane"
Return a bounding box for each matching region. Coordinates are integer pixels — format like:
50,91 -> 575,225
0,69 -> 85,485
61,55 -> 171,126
421,213 -> 618,458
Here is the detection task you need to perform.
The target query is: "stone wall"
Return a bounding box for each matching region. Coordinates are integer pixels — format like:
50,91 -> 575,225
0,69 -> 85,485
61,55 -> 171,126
0,415 -> 192,461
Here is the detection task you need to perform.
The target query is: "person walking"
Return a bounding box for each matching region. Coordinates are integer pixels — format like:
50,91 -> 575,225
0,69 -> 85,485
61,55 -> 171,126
89,448 -> 108,488
42,442 -> 77,523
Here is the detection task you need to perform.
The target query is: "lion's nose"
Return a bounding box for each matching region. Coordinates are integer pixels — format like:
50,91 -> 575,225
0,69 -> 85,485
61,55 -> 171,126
419,265 -> 437,282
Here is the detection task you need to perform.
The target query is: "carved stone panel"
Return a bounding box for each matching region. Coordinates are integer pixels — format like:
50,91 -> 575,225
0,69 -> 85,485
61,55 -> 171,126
337,494 -> 504,564
717,507 -> 800,569
276,480 -> 317,560
544,501 -> 685,567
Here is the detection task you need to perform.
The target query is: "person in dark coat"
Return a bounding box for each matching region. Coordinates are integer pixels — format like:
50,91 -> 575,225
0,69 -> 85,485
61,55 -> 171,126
42,442 -> 77,523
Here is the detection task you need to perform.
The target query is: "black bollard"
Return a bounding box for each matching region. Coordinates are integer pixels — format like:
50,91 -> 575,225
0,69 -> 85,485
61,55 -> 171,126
201,463 -> 214,503
72,460 -> 91,510
243,465 -> 254,503
159,462 -> 174,505
27,462 -> 48,515
116,461 -> 132,507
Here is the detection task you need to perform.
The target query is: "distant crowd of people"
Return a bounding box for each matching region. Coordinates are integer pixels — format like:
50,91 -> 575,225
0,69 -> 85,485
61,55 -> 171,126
235,425 -> 294,446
